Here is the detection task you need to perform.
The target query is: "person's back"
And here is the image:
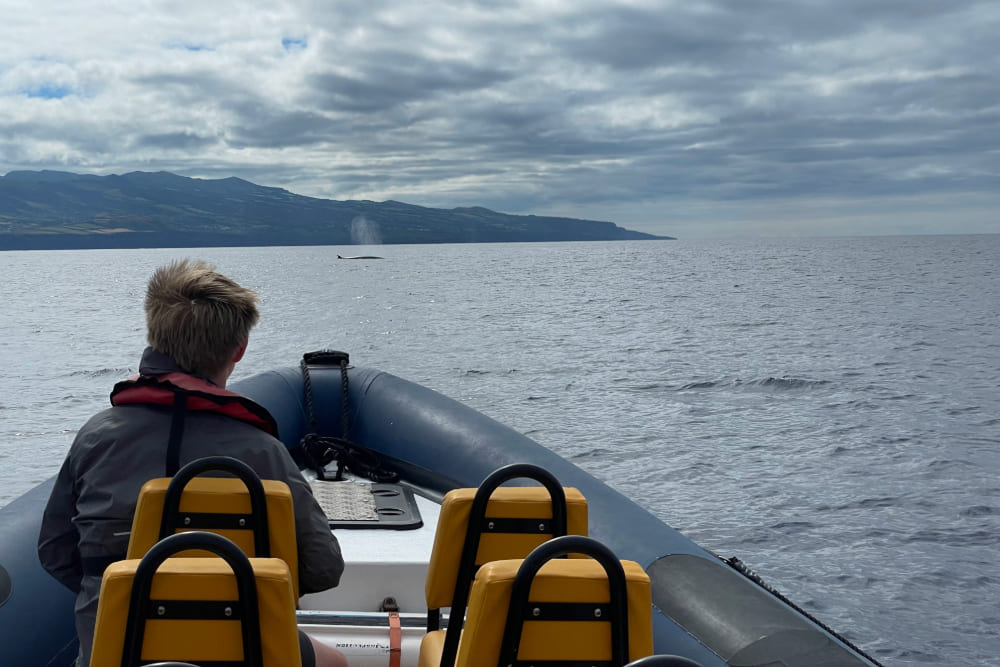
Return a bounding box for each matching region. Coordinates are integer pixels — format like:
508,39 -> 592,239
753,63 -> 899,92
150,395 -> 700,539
37,260 -> 346,667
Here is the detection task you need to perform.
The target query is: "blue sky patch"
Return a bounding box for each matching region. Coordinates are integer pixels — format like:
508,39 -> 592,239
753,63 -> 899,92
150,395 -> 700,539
282,37 -> 307,52
163,40 -> 212,52
25,83 -> 72,99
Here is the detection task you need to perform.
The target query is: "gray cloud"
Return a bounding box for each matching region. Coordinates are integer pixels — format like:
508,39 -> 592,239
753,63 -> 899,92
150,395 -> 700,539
1,0 -> 997,237
134,131 -> 219,151
307,54 -> 514,113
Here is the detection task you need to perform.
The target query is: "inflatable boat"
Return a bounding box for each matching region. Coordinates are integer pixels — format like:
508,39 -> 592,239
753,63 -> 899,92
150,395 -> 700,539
0,354 -> 881,666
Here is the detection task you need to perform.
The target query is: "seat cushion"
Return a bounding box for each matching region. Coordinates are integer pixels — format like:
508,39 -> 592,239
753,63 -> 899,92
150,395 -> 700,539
425,486 -> 588,609
127,476 -> 300,598
454,558 -> 653,667
418,628 -> 447,667
90,556 -> 300,667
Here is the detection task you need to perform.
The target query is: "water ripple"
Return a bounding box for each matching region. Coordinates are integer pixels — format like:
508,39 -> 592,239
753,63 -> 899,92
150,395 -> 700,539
66,367 -> 133,378
3,236 -> 999,667
677,376 -> 832,391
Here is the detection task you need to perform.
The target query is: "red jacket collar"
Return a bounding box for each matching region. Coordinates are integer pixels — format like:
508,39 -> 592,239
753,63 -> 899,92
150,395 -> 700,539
111,372 -> 278,436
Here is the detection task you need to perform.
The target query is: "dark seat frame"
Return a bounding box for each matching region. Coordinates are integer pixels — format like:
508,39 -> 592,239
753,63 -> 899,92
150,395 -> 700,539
119,531 -> 264,667
497,535 -> 630,667
158,456 -> 272,557
432,463 -> 569,667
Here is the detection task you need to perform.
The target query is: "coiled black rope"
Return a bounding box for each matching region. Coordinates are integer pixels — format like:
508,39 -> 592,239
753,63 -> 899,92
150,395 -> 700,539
298,351 -> 399,483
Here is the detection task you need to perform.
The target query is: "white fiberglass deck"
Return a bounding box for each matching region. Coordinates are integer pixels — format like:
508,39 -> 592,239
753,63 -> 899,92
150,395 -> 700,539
297,482 -> 442,667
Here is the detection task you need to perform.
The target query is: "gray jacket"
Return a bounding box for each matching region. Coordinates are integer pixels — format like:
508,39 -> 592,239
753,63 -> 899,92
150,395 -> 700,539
38,351 -> 343,666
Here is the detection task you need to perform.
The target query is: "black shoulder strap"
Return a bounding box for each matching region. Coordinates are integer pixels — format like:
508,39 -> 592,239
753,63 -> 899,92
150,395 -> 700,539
165,392 -> 188,476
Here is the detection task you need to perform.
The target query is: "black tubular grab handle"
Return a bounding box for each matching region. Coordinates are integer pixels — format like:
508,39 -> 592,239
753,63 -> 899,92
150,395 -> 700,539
303,349 -> 350,366
120,531 -> 263,667
498,535 -> 631,667
438,463 -> 569,667
470,463 -> 569,538
159,456 -> 271,557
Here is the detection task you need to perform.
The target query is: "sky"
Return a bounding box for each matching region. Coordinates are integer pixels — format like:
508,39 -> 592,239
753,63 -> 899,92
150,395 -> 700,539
1,0 -> 998,239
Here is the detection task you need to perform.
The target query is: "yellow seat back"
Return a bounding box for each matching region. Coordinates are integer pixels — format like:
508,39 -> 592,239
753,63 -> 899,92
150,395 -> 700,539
126,456 -> 300,598
420,463 -> 588,667
425,485 -> 589,609
454,536 -> 654,667
91,532 -> 300,667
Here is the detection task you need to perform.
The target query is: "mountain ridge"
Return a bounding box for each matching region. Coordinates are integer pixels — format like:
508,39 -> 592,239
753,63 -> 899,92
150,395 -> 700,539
0,170 -> 671,249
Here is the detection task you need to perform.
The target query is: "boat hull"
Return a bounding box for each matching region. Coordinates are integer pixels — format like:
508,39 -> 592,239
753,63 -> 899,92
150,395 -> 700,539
0,364 -> 877,667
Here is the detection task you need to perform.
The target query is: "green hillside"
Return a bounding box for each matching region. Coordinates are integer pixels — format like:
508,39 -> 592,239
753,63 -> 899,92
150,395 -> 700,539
0,171 -> 671,249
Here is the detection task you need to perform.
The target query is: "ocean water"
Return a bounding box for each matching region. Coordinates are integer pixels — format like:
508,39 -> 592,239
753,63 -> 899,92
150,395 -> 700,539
1,236 -> 998,665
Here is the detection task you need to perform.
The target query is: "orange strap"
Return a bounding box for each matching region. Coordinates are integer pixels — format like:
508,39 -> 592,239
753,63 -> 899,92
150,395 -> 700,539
389,610 -> 401,667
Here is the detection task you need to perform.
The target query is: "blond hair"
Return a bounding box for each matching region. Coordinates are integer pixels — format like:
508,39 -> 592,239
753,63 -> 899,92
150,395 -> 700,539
145,259 -> 260,379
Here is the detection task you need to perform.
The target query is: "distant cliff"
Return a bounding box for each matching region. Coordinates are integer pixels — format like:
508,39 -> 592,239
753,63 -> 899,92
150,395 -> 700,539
0,170 -> 671,249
